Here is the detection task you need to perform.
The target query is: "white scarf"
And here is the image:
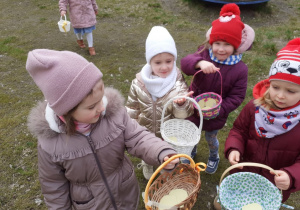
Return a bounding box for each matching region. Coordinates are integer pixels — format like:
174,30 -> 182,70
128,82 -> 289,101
141,62 -> 177,101
254,105 -> 300,138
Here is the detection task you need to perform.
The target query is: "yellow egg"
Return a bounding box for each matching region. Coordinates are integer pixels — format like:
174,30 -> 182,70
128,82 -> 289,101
206,98 -> 217,108
159,189 -> 188,210
197,99 -> 205,109
202,106 -> 210,110
242,203 -> 262,210
168,136 -> 177,142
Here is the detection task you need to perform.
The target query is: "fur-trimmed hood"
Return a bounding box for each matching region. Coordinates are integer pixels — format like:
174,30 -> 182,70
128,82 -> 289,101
27,87 -> 125,139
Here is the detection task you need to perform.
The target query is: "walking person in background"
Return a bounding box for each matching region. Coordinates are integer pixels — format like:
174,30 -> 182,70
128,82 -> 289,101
126,26 -> 194,180
180,3 -> 255,174
59,0 -> 98,55
26,49 -> 179,209
225,38 -> 300,203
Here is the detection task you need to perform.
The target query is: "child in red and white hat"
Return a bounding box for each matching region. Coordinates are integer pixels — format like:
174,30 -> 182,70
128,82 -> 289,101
181,3 -> 255,174
225,38 -> 300,203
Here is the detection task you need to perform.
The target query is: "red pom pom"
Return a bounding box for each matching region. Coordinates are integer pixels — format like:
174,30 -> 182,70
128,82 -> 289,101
220,3 -> 240,16
287,38 -> 300,46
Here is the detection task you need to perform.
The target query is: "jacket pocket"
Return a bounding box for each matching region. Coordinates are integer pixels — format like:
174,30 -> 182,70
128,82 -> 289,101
119,162 -> 139,209
72,198 -> 95,210
71,184 -> 95,209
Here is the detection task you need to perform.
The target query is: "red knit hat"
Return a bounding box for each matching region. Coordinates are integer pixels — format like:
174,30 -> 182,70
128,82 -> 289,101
209,3 -> 245,49
269,38 -> 300,85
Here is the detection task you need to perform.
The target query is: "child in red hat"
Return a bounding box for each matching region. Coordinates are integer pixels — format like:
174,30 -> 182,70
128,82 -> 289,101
181,3 -> 255,174
225,38 -> 300,203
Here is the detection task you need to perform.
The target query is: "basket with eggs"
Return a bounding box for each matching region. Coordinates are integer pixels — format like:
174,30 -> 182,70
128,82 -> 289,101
192,70 -> 222,120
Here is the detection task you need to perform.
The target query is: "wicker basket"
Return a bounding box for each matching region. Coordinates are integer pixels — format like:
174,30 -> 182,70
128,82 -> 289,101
214,163 -> 289,210
160,96 -> 203,160
144,154 -> 207,210
191,70 -> 222,120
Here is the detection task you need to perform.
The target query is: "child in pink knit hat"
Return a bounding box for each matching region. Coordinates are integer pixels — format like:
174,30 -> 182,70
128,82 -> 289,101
225,38 -> 300,203
181,3 -> 255,174
59,0 -> 98,56
26,49 -> 179,209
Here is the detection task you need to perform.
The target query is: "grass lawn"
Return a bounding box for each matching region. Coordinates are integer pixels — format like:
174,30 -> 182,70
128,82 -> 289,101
0,0 -> 299,209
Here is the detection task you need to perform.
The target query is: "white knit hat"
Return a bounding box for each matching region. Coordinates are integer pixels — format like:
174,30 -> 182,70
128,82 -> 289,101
145,26 -> 177,64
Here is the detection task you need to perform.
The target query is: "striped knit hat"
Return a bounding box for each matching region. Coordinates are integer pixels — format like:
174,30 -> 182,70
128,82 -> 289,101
269,38 -> 300,85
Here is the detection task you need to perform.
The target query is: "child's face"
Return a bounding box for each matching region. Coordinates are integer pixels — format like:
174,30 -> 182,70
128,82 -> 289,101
269,80 -> 300,109
212,41 -> 234,61
150,53 -> 175,78
72,80 -> 105,124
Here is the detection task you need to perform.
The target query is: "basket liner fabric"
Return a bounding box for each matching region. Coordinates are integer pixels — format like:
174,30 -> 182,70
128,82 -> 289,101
219,172 -> 282,209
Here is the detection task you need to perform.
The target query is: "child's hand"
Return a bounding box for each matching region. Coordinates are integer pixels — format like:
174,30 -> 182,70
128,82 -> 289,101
173,91 -> 194,106
270,170 -> 290,190
60,11 -> 66,16
163,156 -> 179,170
196,60 -> 220,74
228,150 -> 243,169
95,10 -> 98,15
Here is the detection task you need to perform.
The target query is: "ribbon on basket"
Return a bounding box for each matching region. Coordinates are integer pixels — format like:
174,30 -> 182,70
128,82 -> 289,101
62,21 -> 68,32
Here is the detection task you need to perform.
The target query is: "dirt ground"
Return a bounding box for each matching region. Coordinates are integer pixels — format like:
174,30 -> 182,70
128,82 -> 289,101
1,0 -> 299,209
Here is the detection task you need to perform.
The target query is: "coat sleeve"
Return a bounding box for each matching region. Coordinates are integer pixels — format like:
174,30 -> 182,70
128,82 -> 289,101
224,101 -> 253,159
125,80 -> 141,120
91,0 -> 98,11
58,0 -> 68,12
180,48 -> 204,76
282,155 -> 300,193
38,144 -> 71,210
218,66 -> 248,118
122,108 -> 176,166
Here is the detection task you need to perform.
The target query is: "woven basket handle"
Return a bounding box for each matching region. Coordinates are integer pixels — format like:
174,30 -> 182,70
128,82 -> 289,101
160,96 -> 203,135
144,154 -> 206,210
219,162 -> 278,187
190,70 -> 223,97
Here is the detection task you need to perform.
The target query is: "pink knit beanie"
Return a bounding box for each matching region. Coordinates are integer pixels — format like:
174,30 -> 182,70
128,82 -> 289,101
26,49 -> 103,115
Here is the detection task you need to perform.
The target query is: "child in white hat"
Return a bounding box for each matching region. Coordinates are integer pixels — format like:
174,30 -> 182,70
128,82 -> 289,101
225,38 -> 300,203
26,49 -> 179,209
125,26 -> 194,180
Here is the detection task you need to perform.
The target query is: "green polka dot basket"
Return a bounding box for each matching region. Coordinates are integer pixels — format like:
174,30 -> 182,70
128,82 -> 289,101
214,163 -> 295,210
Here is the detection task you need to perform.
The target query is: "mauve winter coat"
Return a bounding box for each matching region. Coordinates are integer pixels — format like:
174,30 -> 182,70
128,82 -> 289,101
125,68 -> 194,138
181,47 -> 248,131
59,0 -> 98,28
27,87 -> 176,210
224,98 -> 300,202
